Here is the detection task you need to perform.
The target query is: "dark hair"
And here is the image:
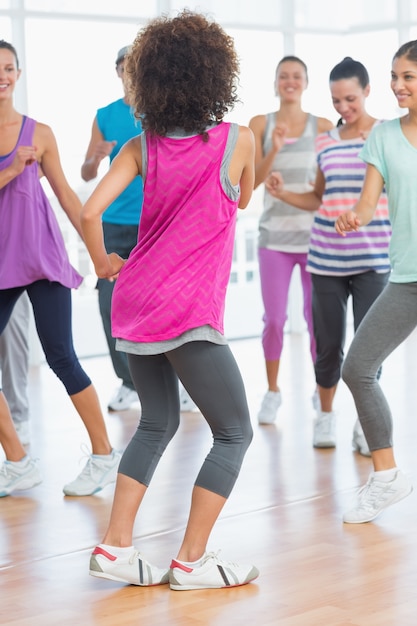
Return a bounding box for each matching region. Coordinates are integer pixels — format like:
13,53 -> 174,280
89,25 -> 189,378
0,40 -> 19,69
329,57 -> 369,89
126,10 -> 239,138
276,55 -> 308,81
393,39 -> 417,64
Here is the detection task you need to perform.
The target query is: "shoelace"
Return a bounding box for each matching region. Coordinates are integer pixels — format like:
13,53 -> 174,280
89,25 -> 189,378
0,463 -> 12,478
203,550 -> 239,568
128,550 -> 141,566
357,478 -> 392,510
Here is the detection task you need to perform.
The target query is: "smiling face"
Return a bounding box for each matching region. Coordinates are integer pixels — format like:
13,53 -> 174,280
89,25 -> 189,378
0,47 -> 20,101
391,55 -> 417,110
329,77 -> 370,124
275,60 -> 308,103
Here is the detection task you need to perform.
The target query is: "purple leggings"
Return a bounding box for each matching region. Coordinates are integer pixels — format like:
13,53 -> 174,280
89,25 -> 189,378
258,247 -> 316,363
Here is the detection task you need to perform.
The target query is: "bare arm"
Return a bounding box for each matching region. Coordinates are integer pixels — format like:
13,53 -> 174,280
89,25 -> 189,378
35,122 -> 84,239
81,137 -> 142,278
249,114 -> 289,189
335,164 -> 384,236
265,166 -> 325,212
81,117 -> 117,182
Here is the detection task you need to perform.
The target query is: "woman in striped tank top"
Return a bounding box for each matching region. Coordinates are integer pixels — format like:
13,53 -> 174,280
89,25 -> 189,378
249,57 -> 333,426
266,58 -> 391,454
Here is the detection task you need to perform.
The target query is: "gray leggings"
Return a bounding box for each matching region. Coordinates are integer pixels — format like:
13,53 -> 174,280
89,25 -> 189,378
342,282 -> 417,451
119,341 -> 253,498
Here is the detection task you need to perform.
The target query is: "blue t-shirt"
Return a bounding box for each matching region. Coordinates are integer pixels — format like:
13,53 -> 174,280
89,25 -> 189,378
360,118 -> 417,283
96,98 -> 143,225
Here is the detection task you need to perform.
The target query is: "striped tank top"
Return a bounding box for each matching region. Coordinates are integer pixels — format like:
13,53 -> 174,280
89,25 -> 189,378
259,112 -> 319,253
307,125 -> 391,276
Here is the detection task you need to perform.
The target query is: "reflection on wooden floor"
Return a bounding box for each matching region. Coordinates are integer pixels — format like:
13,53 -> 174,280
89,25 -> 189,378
1,328 -> 417,625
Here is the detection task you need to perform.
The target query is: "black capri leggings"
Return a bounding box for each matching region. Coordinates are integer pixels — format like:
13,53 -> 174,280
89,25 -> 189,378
0,280 -> 91,395
119,341 -> 253,499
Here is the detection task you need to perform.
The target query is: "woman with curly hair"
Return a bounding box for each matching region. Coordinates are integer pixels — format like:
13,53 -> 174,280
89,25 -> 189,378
81,11 -> 258,591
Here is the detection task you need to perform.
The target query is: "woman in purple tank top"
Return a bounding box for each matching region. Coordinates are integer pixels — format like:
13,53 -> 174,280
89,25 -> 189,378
0,40 -> 121,498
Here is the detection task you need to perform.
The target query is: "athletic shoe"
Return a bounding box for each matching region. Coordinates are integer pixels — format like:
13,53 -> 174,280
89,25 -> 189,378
179,386 -> 198,412
257,391 -> 282,424
352,419 -> 371,457
108,384 -> 139,412
63,448 -> 122,496
15,421 -> 30,446
89,545 -> 169,586
0,457 -> 42,497
313,411 -> 336,448
343,470 -> 413,524
169,551 -> 259,590
312,389 -> 320,411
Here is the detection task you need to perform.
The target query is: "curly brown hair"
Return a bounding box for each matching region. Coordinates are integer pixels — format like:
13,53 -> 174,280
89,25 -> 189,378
126,10 -> 240,137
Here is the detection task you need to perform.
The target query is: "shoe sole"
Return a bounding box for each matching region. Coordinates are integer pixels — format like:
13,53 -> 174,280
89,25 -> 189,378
89,570 -> 168,586
170,574 -> 259,591
0,476 -> 42,497
343,485 -> 413,523
313,442 -> 336,448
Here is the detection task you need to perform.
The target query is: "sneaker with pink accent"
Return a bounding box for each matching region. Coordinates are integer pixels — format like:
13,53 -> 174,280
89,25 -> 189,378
89,545 -> 169,586
169,551 -> 259,590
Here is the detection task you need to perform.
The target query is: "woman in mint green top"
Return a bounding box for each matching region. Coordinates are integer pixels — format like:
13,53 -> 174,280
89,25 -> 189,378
335,40 -> 417,525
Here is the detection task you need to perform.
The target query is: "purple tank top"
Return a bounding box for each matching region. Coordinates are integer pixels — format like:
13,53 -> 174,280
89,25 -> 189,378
0,116 -> 82,289
111,122 -> 239,342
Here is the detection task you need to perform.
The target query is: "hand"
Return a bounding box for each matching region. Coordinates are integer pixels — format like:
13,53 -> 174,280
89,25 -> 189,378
93,140 -> 117,162
96,253 -> 126,280
265,170 -> 285,198
335,211 -> 362,236
272,123 -> 288,153
12,146 -> 37,174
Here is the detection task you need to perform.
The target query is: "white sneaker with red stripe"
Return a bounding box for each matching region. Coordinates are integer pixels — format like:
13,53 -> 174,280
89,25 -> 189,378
169,551 -> 259,590
89,545 -> 169,586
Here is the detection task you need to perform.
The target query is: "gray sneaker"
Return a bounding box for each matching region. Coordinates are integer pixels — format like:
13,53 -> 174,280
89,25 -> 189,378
343,470 -> 413,524
313,411 -> 336,448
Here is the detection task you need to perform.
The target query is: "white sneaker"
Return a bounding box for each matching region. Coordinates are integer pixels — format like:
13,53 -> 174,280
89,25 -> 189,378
15,421 -> 30,446
108,384 -> 139,412
169,551 -> 259,590
352,419 -> 371,457
312,389 -> 320,411
63,448 -> 122,496
90,545 -> 169,586
0,457 -> 42,497
343,470 -> 413,524
179,386 -> 198,412
313,411 -> 336,448
257,391 -> 282,424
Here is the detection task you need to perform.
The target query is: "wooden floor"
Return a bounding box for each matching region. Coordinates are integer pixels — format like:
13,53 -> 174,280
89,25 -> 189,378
1,327 -> 417,626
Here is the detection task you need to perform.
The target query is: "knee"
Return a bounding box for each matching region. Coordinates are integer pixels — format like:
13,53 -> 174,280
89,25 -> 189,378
46,353 -> 90,394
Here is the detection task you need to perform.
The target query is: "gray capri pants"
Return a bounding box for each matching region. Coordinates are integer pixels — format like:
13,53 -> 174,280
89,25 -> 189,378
312,271 -> 389,388
119,340 -> 253,499
342,282 -> 417,451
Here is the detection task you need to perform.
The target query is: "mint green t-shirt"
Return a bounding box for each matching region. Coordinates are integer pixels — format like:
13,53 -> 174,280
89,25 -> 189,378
360,118 -> 417,283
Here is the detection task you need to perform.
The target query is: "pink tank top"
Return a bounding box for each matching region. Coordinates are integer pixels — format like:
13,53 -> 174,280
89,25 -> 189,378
112,122 -> 239,342
0,116 -> 82,289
